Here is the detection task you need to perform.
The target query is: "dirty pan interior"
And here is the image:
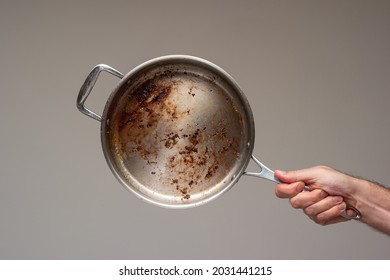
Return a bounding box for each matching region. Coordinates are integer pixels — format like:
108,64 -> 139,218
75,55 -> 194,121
101,56 -> 255,208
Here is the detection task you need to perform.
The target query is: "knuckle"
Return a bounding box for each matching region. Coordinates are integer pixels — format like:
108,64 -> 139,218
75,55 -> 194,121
303,206 -> 315,217
290,198 -> 301,209
308,215 -> 319,224
318,220 -> 328,226
316,214 -> 329,226
314,165 -> 333,173
274,188 -> 283,198
275,184 -> 294,199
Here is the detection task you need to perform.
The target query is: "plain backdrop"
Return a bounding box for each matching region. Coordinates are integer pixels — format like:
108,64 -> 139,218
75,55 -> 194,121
1,0 -> 389,259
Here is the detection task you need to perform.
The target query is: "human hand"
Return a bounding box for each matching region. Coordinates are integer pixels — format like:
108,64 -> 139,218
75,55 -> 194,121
274,166 -> 390,234
274,166 -> 358,225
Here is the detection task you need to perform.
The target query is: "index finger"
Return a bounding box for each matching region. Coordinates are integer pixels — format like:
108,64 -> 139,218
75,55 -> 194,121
275,181 -> 305,199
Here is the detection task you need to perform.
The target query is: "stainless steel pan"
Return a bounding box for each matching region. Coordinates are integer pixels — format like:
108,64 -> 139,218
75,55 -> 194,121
77,55 -> 360,219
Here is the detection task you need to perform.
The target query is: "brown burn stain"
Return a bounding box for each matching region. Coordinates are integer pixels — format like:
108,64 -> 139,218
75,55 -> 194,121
114,77 -> 177,160
165,121 -> 240,200
164,133 -> 180,149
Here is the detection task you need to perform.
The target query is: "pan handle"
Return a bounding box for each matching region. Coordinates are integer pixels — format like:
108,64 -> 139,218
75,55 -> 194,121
244,155 -> 361,220
77,64 -> 124,122
244,155 -> 280,183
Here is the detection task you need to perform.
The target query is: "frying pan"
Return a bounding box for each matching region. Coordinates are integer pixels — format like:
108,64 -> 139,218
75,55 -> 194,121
77,55 -> 360,219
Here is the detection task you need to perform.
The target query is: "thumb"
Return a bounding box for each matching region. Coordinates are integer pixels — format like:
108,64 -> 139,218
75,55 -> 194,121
275,168 -> 316,184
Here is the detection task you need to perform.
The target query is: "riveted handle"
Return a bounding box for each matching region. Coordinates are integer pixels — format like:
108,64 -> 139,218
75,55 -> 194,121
77,64 -> 124,122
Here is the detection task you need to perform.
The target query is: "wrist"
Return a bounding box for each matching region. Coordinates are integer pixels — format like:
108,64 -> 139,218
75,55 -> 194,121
347,176 -> 368,198
348,177 -> 388,224
349,177 -> 369,220
340,173 -> 363,201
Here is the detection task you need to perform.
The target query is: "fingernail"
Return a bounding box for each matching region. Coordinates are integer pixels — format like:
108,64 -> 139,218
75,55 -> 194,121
295,182 -> 305,192
338,202 -> 346,210
346,209 -> 356,216
276,170 -> 286,175
333,196 -> 343,203
320,190 -> 328,198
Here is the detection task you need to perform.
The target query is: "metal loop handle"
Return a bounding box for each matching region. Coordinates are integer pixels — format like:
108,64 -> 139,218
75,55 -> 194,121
244,155 -> 361,220
244,155 -> 280,183
77,64 -> 124,122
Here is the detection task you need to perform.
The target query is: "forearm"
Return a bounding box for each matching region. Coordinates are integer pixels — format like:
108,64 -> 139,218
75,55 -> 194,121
352,178 -> 390,235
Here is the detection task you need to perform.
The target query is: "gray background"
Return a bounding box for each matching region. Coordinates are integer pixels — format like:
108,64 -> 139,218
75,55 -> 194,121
1,0 -> 389,259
